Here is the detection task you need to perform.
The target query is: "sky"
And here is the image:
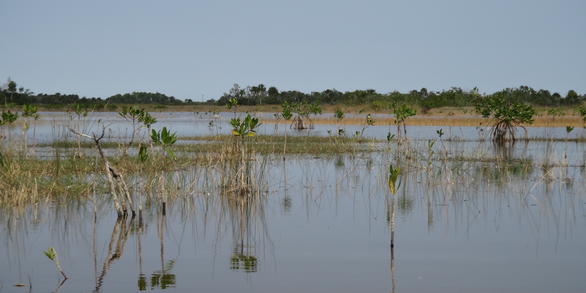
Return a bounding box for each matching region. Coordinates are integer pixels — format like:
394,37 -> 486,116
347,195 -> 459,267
1,0 -> 585,101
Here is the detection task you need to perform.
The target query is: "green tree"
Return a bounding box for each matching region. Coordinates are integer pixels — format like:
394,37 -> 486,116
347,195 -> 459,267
268,86 -> 279,97
475,92 -> 535,142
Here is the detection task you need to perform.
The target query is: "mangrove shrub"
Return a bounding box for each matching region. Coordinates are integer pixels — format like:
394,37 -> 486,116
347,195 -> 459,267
475,92 -> 535,142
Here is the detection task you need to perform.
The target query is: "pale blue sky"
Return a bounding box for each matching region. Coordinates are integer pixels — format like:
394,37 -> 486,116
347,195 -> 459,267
1,0 -> 584,100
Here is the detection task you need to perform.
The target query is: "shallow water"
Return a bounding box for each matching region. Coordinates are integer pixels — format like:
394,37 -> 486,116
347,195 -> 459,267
1,113 -> 586,292
1,152 -> 586,293
4,111 -> 586,144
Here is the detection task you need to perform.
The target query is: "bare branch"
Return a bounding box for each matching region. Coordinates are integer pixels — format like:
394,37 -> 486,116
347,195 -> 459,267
68,127 -> 92,140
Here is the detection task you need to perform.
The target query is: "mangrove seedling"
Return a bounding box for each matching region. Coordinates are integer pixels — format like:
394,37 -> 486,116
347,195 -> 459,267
334,108 -> 345,135
359,113 -> 375,137
151,127 -> 177,157
70,103 -> 88,118
334,108 -> 344,121
151,127 -> 177,145
392,104 -> 416,137
119,106 -> 157,151
436,128 -> 444,138
475,92 -> 535,142
566,126 -> 574,134
0,110 -> 18,140
0,110 -> 18,126
21,104 -> 40,153
547,108 -> 564,121
281,102 -> 293,157
22,104 -> 39,120
288,101 -> 321,130
230,114 -> 261,137
227,97 -> 238,110
386,132 -> 395,142
138,145 -> 149,162
44,247 -> 68,279
388,164 -> 401,195
281,101 -> 293,121
578,104 -> 586,125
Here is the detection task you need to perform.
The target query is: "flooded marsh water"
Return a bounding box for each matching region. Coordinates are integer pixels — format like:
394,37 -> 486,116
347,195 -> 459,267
1,112 -> 586,292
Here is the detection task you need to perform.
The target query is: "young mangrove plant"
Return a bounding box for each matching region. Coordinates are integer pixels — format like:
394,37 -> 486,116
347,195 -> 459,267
334,108 -> 345,136
151,127 -> 177,157
230,114 -> 261,137
392,104 -> 416,137
475,92 -> 535,142
119,106 -> 157,153
228,113 -> 263,194
546,108 -> 564,123
0,110 -> 18,140
356,113 -> 374,137
21,104 -> 39,154
288,101 -> 321,130
334,108 -> 344,121
44,247 -> 68,279
138,145 -> 149,162
0,110 -> 18,125
227,97 -> 238,111
387,164 -> 401,195
578,104 -> 586,126
281,102 -> 293,156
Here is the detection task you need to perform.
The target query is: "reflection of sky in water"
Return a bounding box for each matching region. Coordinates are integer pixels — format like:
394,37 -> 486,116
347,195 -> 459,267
1,154 -> 585,293
5,111 -> 586,143
4,111 -> 586,167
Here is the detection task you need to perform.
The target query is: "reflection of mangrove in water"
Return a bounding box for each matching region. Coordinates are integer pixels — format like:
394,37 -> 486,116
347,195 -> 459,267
89,212 -> 176,292
0,145 -> 584,291
222,189 -> 269,274
136,212 -> 176,291
138,260 -> 176,291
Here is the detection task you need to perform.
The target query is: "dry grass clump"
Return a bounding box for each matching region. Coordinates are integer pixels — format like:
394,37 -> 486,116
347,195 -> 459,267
265,115 -> 584,127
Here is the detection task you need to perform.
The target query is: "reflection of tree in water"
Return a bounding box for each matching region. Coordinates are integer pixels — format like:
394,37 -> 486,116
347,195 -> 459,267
137,213 -> 176,290
282,196 -> 292,214
94,217 -> 133,292
221,189 -> 269,274
138,260 -> 176,290
89,212 -> 176,292
230,251 -> 257,273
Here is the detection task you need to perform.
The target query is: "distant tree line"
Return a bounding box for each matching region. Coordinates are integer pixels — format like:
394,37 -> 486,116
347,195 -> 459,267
216,84 -> 584,112
1,79 -> 584,111
0,79 -> 187,107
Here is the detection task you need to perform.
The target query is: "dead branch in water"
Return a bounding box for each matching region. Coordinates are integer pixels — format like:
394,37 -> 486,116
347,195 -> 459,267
69,127 -> 135,218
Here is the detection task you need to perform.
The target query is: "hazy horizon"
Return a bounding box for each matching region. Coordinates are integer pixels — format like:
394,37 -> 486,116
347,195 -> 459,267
1,0 -> 585,101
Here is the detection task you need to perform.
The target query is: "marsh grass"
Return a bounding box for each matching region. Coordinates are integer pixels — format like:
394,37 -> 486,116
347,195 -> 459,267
0,124 -> 582,214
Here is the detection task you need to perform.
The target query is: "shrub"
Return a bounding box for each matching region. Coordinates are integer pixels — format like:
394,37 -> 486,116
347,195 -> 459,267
475,92 -> 535,142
